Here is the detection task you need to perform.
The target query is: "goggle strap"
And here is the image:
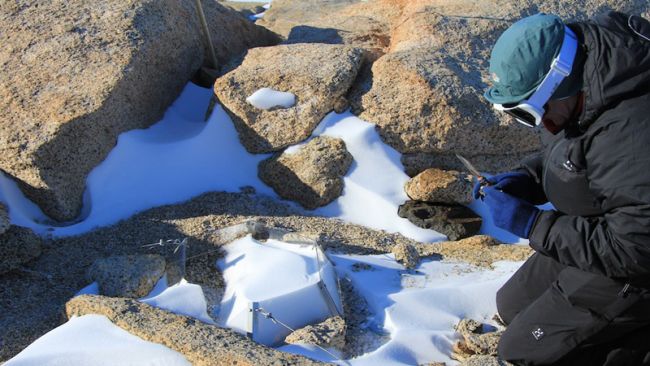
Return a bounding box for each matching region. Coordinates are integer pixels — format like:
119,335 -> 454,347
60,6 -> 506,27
553,26 -> 578,76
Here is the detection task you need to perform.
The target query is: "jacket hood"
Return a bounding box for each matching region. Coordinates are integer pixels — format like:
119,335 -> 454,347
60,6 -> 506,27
571,12 -> 650,131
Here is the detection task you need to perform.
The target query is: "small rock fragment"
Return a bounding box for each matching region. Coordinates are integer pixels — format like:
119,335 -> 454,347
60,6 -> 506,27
452,319 -> 504,363
285,315 -> 346,350
463,331 -> 502,356
259,136 -> 353,209
392,242 -> 420,269
405,168 -> 472,205
87,254 -> 166,298
455,318 -> 482,336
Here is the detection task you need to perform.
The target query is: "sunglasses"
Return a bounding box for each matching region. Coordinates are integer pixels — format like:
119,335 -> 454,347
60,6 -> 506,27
494,26 -> 578,128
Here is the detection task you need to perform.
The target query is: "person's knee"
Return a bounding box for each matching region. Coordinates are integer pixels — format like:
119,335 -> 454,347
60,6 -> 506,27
496,253 -> 566,325
496,284 -> 518,325
497,326 -> 543,366
497,328 -> 519,364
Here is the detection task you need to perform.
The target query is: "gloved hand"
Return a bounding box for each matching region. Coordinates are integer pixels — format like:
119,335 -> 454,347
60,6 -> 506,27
472,171 -> 538,202
482,186 -> 540,238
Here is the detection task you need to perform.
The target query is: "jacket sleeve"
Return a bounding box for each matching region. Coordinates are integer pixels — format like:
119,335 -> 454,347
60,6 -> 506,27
514,152 -> 548,205
529,113 -> 650,284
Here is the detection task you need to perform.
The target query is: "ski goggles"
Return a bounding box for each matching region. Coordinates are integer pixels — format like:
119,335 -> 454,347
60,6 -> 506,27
494,26 -> 578,127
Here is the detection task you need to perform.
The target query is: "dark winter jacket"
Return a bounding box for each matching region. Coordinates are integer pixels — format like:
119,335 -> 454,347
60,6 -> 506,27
518,11 -> 650,287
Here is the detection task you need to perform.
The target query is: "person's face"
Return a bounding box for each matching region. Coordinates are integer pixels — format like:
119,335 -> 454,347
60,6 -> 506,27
541,94 -> 580,133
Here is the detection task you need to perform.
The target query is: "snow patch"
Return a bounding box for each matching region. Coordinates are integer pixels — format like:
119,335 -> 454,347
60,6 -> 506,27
0,84 -> 446,243
1,80 -> 530,365
0,84 -> 274,237
5,315 -> 190,366
75,282 -> 99,296
217,235 -> 342,346
246,88 -> 296,110
289,255 -> 521,365
249,12 -> 266,20
140,279 -> 214,324
311,112 -> 446,243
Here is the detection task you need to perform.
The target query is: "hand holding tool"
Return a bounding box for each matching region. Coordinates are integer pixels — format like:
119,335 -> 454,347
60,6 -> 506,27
455,154 -> 491,198
482,186 -> 540,238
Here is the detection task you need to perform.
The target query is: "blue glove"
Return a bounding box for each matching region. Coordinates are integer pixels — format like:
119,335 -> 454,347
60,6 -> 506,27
482,186 -> 540,238
472,171 -> 537,201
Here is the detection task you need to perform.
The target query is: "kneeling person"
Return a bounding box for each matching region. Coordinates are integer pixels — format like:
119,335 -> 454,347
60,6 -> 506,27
480,11 -> 650,366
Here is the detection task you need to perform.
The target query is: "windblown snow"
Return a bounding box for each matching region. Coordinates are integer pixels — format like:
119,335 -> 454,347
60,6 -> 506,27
4,82 -> 524,365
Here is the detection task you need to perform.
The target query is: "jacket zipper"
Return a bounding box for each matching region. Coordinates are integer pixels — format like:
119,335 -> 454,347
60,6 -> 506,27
618,283 -> 631,298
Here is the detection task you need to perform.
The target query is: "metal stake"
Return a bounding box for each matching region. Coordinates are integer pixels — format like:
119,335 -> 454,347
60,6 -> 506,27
194,0 -> 219,69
